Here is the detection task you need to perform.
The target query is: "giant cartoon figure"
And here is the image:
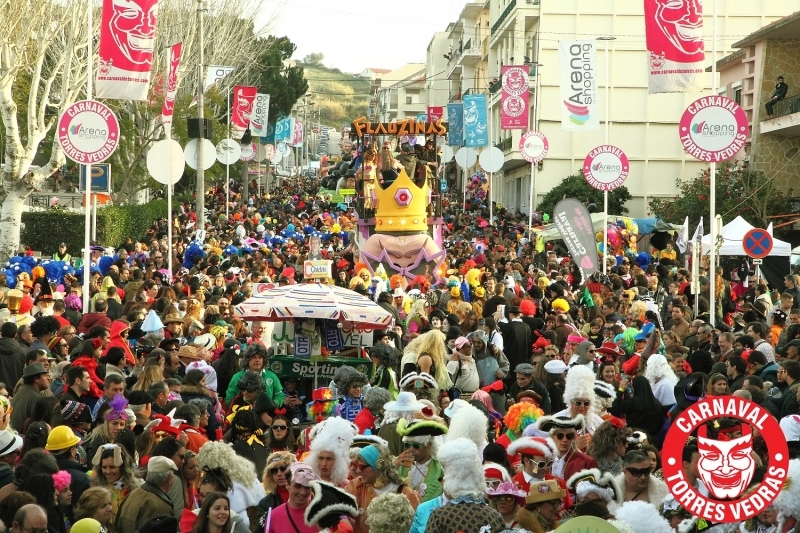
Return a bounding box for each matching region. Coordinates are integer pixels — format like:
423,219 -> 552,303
357,166 -> 446,283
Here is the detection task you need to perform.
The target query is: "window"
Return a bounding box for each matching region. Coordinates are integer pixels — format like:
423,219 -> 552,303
734,87 -> 742,105
406,96 -> 413,104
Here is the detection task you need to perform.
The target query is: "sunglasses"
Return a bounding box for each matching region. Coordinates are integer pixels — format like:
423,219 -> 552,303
554,432 -> 576,441
272,425 -> 288,431
586,349 -> 596,353
573,401 -> 591,407
403,442 -> 423,449
626,467 -> 651,478
493,495 -> 517,503
527,459 -> 553,469
268,466 -> 287,475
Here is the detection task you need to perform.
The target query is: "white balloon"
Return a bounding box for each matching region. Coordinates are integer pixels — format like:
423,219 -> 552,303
148,139 -> 185,185
184,139 -> 216,170
454,147 -> 477,168
216,139 -> 241,165
479,146 -> 504,173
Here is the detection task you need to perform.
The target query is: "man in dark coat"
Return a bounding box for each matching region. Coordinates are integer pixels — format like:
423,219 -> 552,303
498,306 -> 532,384
0,322 -> 25,388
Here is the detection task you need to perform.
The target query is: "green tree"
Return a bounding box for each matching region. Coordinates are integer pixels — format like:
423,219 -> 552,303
302,53 -> 325,66
538,172 -> 632,218
648,163 -> 792,234
252,37 -> 309,121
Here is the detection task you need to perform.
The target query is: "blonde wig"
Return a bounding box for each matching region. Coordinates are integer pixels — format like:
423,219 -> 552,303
403,330 -> 450,391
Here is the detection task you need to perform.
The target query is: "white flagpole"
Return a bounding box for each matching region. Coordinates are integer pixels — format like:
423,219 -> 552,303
165,48 -> 173,276
226,85 -> 231,221
709,0 -> 718,322
83,0 -> 93,313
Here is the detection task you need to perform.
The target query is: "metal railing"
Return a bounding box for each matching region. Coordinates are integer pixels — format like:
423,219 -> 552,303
769,94 -> 800,118
497,137 -> 513,152
491,0 -> 517,35
26,194 -> 85,209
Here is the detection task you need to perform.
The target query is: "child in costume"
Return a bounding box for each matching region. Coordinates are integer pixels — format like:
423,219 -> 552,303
333,366 -> 367,423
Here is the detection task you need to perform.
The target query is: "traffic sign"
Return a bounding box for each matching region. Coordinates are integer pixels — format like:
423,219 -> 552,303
743,228 -> 773,259
752,259 -> 763,265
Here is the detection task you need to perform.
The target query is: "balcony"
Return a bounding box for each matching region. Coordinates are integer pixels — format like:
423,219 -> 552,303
457,39 -> 481,66
497,136 -> 513,152
491,0 -> 516,36
761,95 -> 800,137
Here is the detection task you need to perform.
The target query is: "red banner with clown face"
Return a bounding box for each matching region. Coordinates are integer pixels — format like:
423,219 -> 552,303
501,65 -> 529,130
644,0 -> 704,94
160,43 -> 182,138
96,0 -> 159,100
231,86 -> 257,140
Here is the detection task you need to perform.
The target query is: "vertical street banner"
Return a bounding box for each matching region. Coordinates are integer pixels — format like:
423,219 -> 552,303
231,85 -> 257,139
260,123 -> 276,144
558,40 -> 600,131
249,94 -> 271,137
292,121 -> 304,147
160,43 -> 182,138
553,198 -> 600,276
501,65 -> 530,129
447,103 -> 464,146
96,0 -> 159,100
427,106 -> 444,123
463,94 -> 488,148
189,66 -> 234,107
644,0 -> 704,94
274,116 -> 293,142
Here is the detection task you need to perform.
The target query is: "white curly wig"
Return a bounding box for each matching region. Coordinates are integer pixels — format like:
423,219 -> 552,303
196,441 -> 258,487
307,417 -> 356,486
613,500 -> 674,533
563,364 -> 597,405
437,437 -> 484,499
773,458 -> 800,519
445,401 -> 488,450
364,492 -> 415,533
645,354 -> 678,385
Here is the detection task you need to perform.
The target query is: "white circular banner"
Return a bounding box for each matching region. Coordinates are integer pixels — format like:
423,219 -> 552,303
147,139 -> 185,185
270,150 -> 283,164
679,95 -> 749,162
582,145 -> 630,191
441,145 -> 454,163
264,144 -> 277,160
57,100 -> 120,164
184,139 -> 216,170
277,142 -> 291,156
454,147 -> 477,168
216,139 -> 241,165
240,143 -> 256,161
479,146 -> 504,173
519,130 -> 549,163
255,144 -> 267,162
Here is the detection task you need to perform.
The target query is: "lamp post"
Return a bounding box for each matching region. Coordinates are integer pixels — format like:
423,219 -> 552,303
597,35 -> 616,276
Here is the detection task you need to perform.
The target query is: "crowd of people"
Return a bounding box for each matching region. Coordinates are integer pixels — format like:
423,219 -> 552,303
0,152 -> 799,533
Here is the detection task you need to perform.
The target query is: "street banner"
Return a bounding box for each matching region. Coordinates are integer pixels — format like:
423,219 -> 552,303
260,123 -> 276,144
96,0 -> 159,100
553,198 -> 600,276
189,66 -> 234,107
558,40 -> 599,131
275,116 -> 293,142
160,43 -> 182,138
644,0 -> 704,94
447,103 -> 464,146
249,93 -> 271,137
463,94 -> 488,148
501,65 -> 530,129
231,85 -> 257,139
292,121 -> 304,147
427,106 -> 443,123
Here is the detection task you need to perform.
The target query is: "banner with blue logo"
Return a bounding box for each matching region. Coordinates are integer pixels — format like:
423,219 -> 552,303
463,94 -> 488,147
260,122 -> 276,144
274,116 -> 293,142
447,103 -> 464,146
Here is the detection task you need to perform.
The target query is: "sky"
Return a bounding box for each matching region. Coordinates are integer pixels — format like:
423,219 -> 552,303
259,0 -> 471,73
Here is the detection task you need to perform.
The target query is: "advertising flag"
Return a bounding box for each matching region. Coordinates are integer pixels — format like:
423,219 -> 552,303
96,0 -> 159,100
231,86 -> 257,139
447,103 -> 464,146
292,121 -> 304,147
160,43 -> 182,138
463,94 -> 488,148
676,216 -> 690,253
204,66 -> 234,91
249,94 -> 271,137
644,0 -> 704,94
260,123 -> 276,145
274,116 -> 293,142
427,106 -> 444,123
553,198 -> 600,277
501,65 -> 530,130
558,40 -> 599,131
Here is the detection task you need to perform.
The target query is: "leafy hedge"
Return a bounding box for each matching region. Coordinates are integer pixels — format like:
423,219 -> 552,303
22,200 -> 175,255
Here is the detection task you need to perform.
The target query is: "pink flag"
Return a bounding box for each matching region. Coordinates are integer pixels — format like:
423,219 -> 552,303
427,106 -> 443,123
501,65 -> 529,130
160,43 -> 182,138
231,86 -> 257,139
644,0 -> 704,94
292,121 -> 304,147
96,0 -> 159,100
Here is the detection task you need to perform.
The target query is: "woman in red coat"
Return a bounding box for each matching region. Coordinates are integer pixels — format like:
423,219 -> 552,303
71,338 -> 105,399
103,320 -> 136,366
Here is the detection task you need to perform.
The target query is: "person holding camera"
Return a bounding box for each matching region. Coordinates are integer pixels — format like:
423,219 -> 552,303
447,337 -> 479,401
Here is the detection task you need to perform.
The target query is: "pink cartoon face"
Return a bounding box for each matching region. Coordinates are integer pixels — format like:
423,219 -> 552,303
650,51 -> 666,70
697,433 -> 755,499
235,90 -> 255,125
506,70 -> 526,92
109,0 -> 157,68
167,48 -> 180,92
654,0 -> 704,61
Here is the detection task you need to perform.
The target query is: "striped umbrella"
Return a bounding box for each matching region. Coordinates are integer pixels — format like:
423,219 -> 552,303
234,283 -> 393,326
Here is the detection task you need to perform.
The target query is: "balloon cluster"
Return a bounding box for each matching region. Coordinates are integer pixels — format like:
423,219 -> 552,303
595,218 -> 640,259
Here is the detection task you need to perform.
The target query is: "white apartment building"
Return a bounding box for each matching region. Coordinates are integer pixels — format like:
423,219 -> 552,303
434,0 -> 800,218
374,63 -> 428,123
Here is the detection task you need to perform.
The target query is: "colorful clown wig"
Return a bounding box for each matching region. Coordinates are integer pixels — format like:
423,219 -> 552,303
389,274 -> 405,291
53,470 -> 72,493
503,401 -> 544,435
104,394 -> 129,422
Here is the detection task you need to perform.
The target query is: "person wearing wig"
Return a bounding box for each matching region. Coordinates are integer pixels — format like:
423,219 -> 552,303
644,353 -> 678,409
556,364 -> 604,444
53,470 -> 73,532
496,401 -> 544,469
87,443 -> 141,522
353,387 -> 390,436
264,407 -> 297,453
394,418 -> 448,503
400,330 -> 451,394
306,416 -> 356,487
298,388 -> 337,455
229,409 -> 270,477
256,450 -> 296,518
739,458 -> 800,533
345,444 -> 420,533
332,366 -> 367,423
84,394 -> 129,461
196,441 -> 267,530
565,467 -> 622,522
368,344 -> 399,399
378,391 -> 424,457
304,480 -> 359,533
585,418 -> 631,477
445,401 -> 489,457
227,371 -> 265,418
224,343 -> 284,407
364,493 -> 415,533
71,338 -> 106,399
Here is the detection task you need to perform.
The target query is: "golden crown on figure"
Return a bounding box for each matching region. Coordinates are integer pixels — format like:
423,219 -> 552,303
373,168 -> 429,232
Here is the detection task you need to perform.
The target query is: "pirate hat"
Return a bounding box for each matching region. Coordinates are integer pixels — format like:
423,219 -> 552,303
566,468 -> 622,504
506,436 -> 557,459
535,414 -> 586,434
396,418 -> 448,438
304,481 -> 359,527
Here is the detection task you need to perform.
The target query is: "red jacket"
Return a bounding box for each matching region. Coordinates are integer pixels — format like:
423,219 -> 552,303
77,312 -> 112,335
71,355 -> 103,398
103,320 -> 135,366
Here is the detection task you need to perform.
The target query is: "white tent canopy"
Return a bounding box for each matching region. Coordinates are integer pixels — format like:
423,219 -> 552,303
701,216 -> 790,256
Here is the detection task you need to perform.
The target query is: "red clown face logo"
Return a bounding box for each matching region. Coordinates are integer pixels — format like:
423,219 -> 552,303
697,430 -> 755,499
502,67 -> 529,96
109,0 -> 157,69
654,0 -> 704,62
234,89 -> 255,125
650,51 -> 666,70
